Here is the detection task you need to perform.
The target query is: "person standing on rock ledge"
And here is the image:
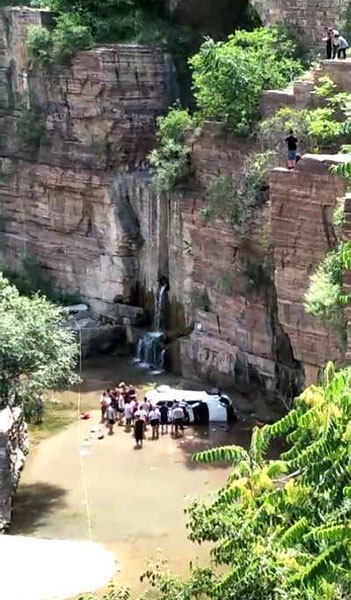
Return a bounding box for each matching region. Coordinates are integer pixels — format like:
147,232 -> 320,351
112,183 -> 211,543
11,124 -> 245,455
323,27 -> 333,59
285,129 -> 298,170
334,32 -> 349,59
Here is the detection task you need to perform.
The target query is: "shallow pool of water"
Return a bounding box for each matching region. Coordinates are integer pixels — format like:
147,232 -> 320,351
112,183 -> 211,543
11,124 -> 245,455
11,356 -> 256,594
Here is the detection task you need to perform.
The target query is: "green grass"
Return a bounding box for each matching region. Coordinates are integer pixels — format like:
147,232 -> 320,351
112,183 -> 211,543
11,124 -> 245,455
28,399 -> 77,446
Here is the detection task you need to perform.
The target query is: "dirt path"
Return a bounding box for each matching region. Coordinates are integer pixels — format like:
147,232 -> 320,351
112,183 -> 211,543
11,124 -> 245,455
10,358 -> 254,596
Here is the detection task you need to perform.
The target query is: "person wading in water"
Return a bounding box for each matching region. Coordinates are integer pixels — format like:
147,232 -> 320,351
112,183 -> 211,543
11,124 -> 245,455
134,411 -> 145,448
149,406 -> 161,440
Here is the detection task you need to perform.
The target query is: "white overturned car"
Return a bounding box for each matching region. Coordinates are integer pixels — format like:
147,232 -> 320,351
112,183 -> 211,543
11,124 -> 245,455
145,385 -> 237,424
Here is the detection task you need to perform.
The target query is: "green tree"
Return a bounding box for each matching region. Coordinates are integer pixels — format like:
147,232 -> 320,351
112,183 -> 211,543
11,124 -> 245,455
51,13 -> 93,62
304,242 -> 351,333
0,273 -> 79,414
30,0 -> 168,44
189,27 -> 303,135
27,24 -> 53,66
27,14 -> 93,65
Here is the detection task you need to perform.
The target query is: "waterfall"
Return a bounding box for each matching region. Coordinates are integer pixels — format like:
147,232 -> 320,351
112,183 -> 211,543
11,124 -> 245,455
154,284 -> 167,332
133,282 -> 169,373
134,331 -> 166,373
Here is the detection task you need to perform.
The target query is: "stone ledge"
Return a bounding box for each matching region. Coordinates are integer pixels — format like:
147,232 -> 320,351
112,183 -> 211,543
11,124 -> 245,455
272,153 -> 351,176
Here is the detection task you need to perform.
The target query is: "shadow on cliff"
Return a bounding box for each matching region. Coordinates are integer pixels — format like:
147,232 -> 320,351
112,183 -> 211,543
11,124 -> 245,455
10,483 -> 67,535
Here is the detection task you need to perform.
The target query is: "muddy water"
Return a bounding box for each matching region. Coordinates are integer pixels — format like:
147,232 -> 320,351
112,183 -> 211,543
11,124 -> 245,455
11,356 -> 255,594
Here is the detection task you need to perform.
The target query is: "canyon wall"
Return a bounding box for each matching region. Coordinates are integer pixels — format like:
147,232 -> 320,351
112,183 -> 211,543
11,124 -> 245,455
271,155 -> 347,384
0,8 -> 349,417
163,129 -> 347,415
0,7 -> 173,319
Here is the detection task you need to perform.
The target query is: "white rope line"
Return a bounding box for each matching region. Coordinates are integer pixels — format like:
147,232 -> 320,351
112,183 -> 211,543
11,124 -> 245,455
76,326 -> 93,543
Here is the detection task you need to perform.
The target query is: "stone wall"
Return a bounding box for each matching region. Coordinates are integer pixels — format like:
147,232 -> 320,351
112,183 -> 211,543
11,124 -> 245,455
252,0 -> 347,46
0,407 -> 28,532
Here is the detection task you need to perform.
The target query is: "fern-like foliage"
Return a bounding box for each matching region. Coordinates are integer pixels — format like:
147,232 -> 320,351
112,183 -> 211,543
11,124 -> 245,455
192,445 -> 249,465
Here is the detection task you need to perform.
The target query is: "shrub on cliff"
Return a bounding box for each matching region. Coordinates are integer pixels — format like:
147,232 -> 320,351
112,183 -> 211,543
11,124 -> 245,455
304,241 -> 351,337
27,24 -> 53,66
30,0 -> 181,46
149,106 -> 193,193
259,77 -> 351,156
259,106 -> 343,155
0,273 -> 79,415
51,13 -> 94,62
27,14 -> 93,65
189,27 -> 304,135
202,150 -> 275,230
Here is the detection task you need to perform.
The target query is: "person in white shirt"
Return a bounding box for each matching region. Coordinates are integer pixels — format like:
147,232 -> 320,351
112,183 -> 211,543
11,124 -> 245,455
106,403 -> 116,435
141,398 -> 150,413
172,404 -> 184,437
139,408 -> 148,422
334,32 -> 349,59
100,391 -> 109,423
149,407 -> 161,440
129,398 -> 137,417
124,403 -> 133,430
117,392 -> 125,425
168,402 -> 175,435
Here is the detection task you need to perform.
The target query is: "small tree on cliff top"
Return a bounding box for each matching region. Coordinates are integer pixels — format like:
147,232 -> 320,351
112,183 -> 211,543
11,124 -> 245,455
189,27 -> 304,135
0,273 -> 79,413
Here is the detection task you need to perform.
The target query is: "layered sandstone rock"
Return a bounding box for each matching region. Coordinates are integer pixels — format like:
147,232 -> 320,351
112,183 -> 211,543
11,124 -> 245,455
162,127 -> 303,418
270,154 -> 347,383
0,8 -> 174,317
0,7 -> 349,416
0,407 -> 28,532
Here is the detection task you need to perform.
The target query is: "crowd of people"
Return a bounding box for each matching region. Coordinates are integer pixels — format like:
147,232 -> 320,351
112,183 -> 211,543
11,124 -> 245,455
100,382 -> 187,448
324,27 -> 349,59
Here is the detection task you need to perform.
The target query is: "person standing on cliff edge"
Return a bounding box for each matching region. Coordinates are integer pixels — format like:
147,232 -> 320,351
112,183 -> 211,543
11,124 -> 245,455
334,32 -> 349,59
285,129 -> 298,170
323,27 -> 333,59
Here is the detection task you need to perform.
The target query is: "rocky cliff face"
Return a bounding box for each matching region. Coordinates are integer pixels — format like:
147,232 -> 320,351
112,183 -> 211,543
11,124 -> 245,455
163,130 -> 347,416
271,155 -> 347,384
0,8 -> 349,417
0,407 -> 28,531
0,8 -> 173,319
